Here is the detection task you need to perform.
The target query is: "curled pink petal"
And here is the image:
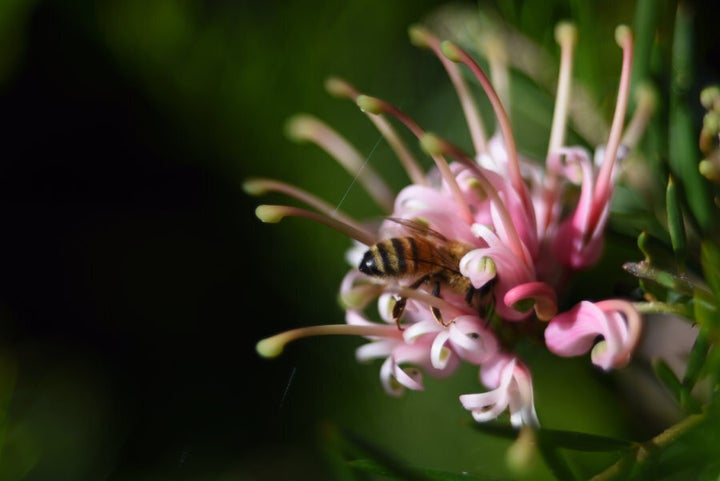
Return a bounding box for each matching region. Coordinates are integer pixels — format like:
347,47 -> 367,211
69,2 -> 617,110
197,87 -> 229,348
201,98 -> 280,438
430,330 -> 453,369
503,282 -> 558,321
460,355 -> 539,427
545,299 -> 642,370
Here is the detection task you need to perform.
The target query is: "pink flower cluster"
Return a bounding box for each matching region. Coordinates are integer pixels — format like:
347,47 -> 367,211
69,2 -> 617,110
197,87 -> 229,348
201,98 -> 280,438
253,23 -> 643,428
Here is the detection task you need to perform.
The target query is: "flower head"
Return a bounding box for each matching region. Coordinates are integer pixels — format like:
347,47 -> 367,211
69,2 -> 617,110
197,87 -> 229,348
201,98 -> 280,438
251,21 -> 645,428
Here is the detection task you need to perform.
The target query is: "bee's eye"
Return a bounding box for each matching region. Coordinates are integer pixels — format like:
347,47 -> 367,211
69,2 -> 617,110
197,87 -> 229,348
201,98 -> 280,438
359,250 -> 382,276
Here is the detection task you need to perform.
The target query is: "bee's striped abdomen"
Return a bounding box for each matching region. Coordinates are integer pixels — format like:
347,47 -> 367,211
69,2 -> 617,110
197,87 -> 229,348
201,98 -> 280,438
359,236 -> 439,278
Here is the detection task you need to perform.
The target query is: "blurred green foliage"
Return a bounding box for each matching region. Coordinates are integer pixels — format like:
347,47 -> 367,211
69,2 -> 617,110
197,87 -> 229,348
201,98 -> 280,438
0,0 -> 718,480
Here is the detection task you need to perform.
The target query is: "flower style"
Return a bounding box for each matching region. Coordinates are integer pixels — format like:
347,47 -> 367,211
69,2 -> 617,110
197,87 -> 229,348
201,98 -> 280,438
251,21 -> 647,428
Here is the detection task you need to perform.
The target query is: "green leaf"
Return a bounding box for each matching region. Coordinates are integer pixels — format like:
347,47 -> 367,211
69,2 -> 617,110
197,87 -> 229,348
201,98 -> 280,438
474,422 -> 632,452
348,459 -> 508,481
537,428 -> 633,452
623,261 -> 698,298
694,288 -> 719,331
701,240 -> 720,301
682,328 -> 709,395
630,0 -> 656,99
536,442 -> 577,481
665,175 -> 687,268
337,429 -> 444,481
471,421 -> 518,440
637,230 -> 652,263
652,359 -> 683,405
668,5 -> 716,233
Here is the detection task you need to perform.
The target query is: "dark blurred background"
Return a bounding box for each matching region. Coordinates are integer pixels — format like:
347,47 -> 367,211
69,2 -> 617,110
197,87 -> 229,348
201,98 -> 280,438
0,0 -> 717,480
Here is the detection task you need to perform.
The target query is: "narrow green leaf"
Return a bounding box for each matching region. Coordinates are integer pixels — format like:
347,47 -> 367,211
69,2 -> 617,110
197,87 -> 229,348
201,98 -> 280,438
669,5 -> 716,232
470,421 -> 518,440
694,287 -> 719,331
637,231 -> 652,263
320,423 -> 360,481
631,0 -> 657,107
701,240 -> 720,301
652,359 -> 683,404
623,261 -> 699,297
536,442 -> 577,481
339,429 -> 436,481
348,459 -> 508,481
683,328 -> 709,392
666,175 -> 687,267
473,422 -> 632,452
537,428 -> 632,452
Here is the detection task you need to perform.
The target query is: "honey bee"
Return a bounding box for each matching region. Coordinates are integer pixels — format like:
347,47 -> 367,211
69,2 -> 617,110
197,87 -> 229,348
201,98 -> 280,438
358,218 -> 496,329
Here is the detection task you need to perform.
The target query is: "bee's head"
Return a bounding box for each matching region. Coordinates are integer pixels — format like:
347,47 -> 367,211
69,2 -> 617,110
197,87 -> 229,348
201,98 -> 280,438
358,249 -> 383,277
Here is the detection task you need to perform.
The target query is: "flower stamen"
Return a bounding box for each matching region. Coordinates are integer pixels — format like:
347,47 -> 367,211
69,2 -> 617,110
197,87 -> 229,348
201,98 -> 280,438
244,177 -> 372,237
440,41 -> 532,219
421,133 -> 533,269
357,95 -> 474,224
326,77 -> 428,186
255,204 -> 376,246
257,323 -> 402,359
286,114 -> 394,212
622,83 -> 656,148
591,26 -> 633,223
548,22 -> 577,155
409,25 -> 488,155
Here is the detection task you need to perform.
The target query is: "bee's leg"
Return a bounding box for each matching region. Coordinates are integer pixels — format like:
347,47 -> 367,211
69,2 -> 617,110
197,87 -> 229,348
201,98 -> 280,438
392,275 -> 429,330
392,297 -> 408,330
464,286 -> 477,305
430,281 -> 452,327
482,296 -> 496,328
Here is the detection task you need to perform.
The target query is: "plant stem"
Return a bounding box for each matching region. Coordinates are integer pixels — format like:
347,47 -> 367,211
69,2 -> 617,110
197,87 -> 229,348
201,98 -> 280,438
589,412 -> 705,481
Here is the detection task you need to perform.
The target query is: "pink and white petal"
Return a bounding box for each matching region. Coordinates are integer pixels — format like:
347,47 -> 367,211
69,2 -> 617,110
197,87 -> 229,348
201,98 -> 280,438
507,361 -> 540,428
479,353 -> 514,389
430,330 -> 453,369
459,389 -> 511,423
545,301 -> 606,357
377,293 -> 397,324
448,316 -> 499,365
340,270 -> 381,311
403,318 -> 442,342
503,282 -> 558,321
459,249 -> 497,290
356,339 -> 398,362
592,300 -> 642,369
460,357 -> 515,422
380,356 -> 406,397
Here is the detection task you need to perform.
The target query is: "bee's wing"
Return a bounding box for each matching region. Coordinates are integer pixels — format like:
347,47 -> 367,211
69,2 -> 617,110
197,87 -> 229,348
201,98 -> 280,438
386,217 -> 449,243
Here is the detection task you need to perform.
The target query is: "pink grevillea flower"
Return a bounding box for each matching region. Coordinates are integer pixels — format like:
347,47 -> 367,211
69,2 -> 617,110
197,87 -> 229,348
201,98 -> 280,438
545,299 -> 642,370
252,22 -> 648,428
